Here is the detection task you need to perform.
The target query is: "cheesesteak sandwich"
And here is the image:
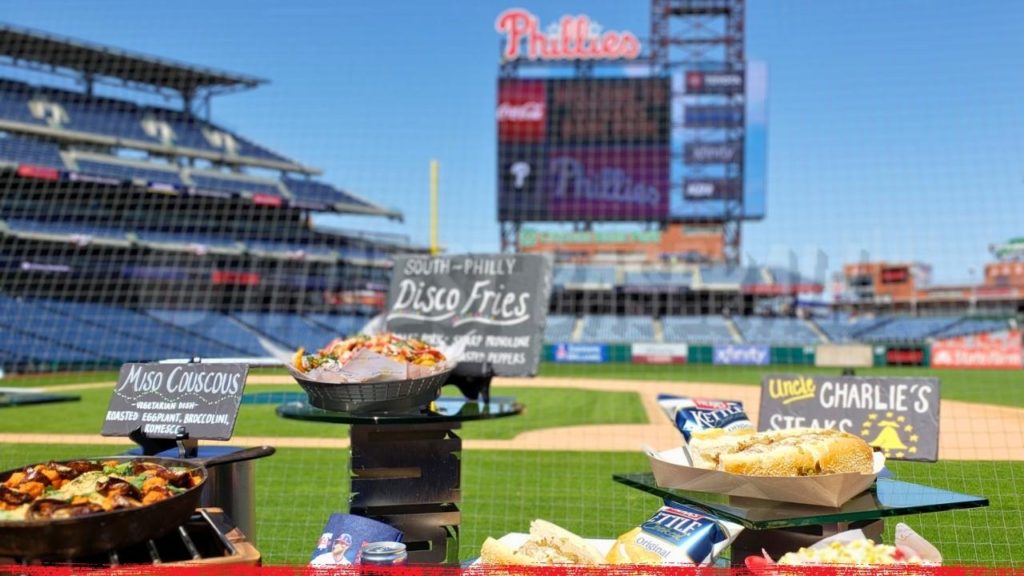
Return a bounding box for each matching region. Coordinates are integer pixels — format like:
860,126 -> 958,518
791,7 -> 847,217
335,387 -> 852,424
688,427 -> 874,476
479,519 -> 606,565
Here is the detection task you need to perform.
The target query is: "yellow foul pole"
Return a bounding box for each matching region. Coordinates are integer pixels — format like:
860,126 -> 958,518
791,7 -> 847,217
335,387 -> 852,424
430,159 -> 439,255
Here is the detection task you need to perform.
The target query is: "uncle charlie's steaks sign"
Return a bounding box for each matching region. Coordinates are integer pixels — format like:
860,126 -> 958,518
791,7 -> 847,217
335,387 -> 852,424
759,374 -> 940,462
385,254 -> 551,376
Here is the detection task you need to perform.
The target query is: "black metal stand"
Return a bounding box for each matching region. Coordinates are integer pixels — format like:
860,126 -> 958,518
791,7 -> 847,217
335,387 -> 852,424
349,422 -> 463,564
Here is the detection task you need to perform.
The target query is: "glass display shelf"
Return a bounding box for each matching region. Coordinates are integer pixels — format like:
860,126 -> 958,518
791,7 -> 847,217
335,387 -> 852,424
613,472 -> 988,530
275,395 -> 524,425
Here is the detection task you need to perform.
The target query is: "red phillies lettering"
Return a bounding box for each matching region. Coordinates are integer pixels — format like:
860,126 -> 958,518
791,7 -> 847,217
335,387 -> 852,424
495,8 -> 642,61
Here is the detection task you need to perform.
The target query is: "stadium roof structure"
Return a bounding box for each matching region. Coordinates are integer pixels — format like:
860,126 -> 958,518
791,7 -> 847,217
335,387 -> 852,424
0,24 -> 265,97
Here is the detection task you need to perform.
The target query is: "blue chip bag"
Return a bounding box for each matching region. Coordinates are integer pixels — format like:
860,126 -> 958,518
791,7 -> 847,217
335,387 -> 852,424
657,393 -> 753,442
607,502 -> 743,565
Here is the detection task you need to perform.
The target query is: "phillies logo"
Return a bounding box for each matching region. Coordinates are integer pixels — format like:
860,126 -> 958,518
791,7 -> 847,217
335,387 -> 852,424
496,8 -> 641,61
686,71 -> 704,90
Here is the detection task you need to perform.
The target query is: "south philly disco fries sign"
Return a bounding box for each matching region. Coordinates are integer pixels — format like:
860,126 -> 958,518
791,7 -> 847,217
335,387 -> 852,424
103,363 -> 248,440
385,254 -> 552,377
759,375 -> 940,462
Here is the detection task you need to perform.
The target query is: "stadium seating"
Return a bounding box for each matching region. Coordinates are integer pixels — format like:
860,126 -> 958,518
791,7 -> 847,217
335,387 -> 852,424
0,295 -> 188,362
552,265 -> 617,287
135,230 -> 241,248
234,312 -> 337,350
35,299 -> 242,359
0,79 -> 293,164
188,173 -> 285,197
622,270 -> 693,288
282,177 -> 378,209
306,314 -> 369,337
661,316 -> 735,344
148,309 -> 269,356
4,218 -> 127,240
246,240 -> 336,258
0,134 -> 65,168
543,315 -> 577,343
699,265 -> 759,286
579,315 -> 655,343
813,315 -> 889,343
732,316 -> 821,345
75,157 -> 185,186
931,318 -> 1012,339
858,316 -> 961,343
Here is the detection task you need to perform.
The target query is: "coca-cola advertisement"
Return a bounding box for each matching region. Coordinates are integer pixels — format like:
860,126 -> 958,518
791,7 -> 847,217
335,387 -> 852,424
546,146 -> 669,220
497,79 -> 546,142
931,330 -> 1023,369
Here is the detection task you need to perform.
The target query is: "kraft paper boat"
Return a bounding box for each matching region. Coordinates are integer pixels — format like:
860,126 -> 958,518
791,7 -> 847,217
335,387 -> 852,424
645,447 -> 885,508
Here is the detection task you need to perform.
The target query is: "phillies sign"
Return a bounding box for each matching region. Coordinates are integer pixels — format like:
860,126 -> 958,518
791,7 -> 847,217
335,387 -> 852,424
496,8 -> 642,62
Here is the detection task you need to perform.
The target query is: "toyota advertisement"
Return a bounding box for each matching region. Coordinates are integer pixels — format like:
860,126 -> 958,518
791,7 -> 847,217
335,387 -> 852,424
497,77 -> 670,222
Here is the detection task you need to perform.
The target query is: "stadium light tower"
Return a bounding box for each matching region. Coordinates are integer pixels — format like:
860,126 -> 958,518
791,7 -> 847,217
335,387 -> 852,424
650,0 -> 746,265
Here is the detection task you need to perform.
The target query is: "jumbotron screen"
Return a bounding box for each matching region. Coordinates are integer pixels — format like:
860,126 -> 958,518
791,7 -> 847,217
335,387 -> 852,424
497,77 -> 671,222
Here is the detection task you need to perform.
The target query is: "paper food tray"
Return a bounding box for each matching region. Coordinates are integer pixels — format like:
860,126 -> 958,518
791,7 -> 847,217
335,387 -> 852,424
467,533 -> 615,566
646,447 -> 885,508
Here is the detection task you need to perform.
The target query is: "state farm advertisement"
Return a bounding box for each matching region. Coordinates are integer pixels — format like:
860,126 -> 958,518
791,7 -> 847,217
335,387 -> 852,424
931,330 -> 1022,369
546,146 -> 669,220
497,79 -> 546,142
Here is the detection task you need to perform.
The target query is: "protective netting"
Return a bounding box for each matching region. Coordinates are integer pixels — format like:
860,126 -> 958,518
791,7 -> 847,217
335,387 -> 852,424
0,1 -> 1022,569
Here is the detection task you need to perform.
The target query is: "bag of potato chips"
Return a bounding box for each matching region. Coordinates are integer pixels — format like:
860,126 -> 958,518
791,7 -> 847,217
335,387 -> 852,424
657,393 -> 753,442
607,502 -> 742,565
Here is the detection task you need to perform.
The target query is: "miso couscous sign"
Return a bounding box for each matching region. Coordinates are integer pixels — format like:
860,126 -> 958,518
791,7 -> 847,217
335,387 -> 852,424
102,363 -> 248,440
759,374 -> 940,462
385,254 -> 551,376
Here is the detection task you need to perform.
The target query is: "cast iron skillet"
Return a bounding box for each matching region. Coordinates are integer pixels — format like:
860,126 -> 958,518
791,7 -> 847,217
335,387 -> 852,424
0,446 -> 274,559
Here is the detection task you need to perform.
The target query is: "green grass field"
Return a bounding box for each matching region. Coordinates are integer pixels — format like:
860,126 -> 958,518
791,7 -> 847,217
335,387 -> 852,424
1,363 -> 1022,565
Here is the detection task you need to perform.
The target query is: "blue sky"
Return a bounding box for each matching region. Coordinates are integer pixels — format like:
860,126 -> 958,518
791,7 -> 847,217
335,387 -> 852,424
4,1 -> 1024,284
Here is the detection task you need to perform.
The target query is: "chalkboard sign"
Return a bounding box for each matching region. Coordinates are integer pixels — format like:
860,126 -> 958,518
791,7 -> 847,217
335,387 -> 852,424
759,374 -> 940,462
102,363 -> 249,440
385,254 -> 552,377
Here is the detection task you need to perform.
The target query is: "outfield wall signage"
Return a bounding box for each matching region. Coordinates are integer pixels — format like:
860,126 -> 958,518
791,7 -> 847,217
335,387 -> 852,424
931,329 -> 1022,369
386,254 -> 552,376
683,141 -> 743,164
553,343 -> 607,363
759,374 -> 940,462
815,344 -> 874,368
886,347 -> 925,366
632,343 -> 688,364
713,344 -> 769,365
496,8 -> 642,62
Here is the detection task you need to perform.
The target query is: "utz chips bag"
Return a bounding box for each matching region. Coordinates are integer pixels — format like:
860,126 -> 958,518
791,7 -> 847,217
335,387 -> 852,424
606,502 -> 742,565
658,393 -> 753,442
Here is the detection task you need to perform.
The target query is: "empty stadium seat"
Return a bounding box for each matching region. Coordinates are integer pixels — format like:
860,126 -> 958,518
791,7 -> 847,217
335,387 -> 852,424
282,177 -> 377,209
732,316 -> 821,345
234,312 -> 337,350
148,310 -> 269,356
4,218 -> 127,240
36,299 -> 242,359
814,315 -> 890,343
858,316 -> 961,343
543,315 -> 577,343
552,266 -> 617,287
189,173 -> 284,197
622,270 -> 693,288
75,158 -> 184,186
0,134 -> 65,168
579,315 -> 655,343
306,314 -> 369,337
932,318 -> 1012,339
699,265 -> 759,286
662,316 -> 735,344
0,295 -> 180,362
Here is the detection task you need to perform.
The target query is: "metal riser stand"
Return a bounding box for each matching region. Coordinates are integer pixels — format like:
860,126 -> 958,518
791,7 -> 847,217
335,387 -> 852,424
349,422 -> 462,564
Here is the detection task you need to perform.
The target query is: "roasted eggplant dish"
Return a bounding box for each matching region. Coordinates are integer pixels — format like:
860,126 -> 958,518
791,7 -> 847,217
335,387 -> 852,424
0,459 -> 202,521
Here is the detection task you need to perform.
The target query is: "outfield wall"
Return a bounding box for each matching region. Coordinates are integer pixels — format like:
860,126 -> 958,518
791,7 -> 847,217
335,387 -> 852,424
544,342 -> 1020,369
